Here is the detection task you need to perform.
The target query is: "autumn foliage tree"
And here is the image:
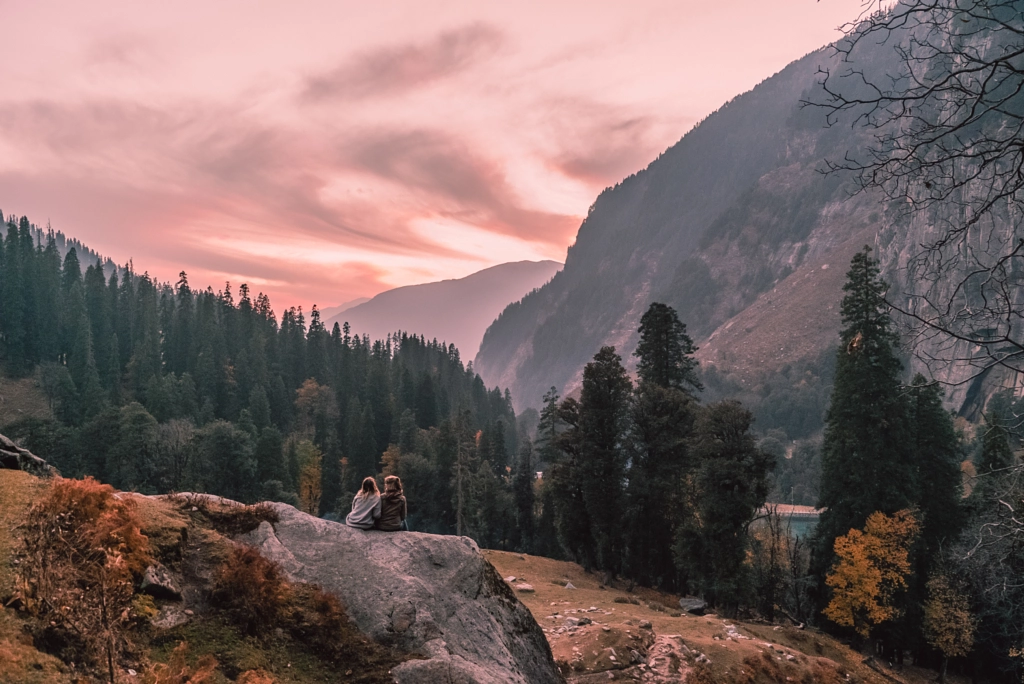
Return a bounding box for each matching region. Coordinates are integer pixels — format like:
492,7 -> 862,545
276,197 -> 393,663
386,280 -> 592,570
16,477 -> 151,683
824,510 -> 919,644
296,440 -> 323,516
923,574 -> 975,683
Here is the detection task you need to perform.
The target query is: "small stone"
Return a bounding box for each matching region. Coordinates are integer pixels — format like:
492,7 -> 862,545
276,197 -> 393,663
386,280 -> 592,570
602,626 -> 611,632
140,564 -> 182,601
504,576 -> 517,583
577,617 -> 592,626
639,621 -> 652,629
515,583 -> 535,593
127,669 -> 137,677
184,609 -> 194,616
564,582 -> 576,589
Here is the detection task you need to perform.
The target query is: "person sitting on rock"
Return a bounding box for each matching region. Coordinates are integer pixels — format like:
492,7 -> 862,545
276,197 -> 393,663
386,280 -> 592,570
345,477 -> 382,530
376,475 -> 408,532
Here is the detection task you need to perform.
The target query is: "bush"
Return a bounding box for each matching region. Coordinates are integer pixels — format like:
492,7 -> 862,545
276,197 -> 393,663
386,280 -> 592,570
211,545 -> 289,634
15,476 -> 152,682
142,641 -> 217,684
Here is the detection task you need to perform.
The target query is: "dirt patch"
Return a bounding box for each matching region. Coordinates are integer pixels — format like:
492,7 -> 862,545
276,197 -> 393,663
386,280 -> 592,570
0,371 -> 53,429
484,549 -> 968,684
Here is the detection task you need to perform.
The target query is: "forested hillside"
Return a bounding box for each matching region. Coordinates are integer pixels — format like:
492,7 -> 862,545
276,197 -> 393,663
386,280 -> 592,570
475,21 -> 1015,422
0,214 -> 521,540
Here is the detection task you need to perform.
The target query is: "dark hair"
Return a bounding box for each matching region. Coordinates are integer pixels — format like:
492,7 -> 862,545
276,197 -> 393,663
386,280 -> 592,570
357,477 -> 380,499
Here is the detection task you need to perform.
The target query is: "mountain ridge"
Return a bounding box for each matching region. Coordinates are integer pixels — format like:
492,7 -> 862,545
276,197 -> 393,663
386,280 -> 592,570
326,260 -> 561,360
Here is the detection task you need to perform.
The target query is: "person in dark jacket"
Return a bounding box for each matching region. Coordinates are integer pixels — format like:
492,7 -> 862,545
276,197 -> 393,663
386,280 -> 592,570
376,475 -> 408,531
345,477 -> 381,529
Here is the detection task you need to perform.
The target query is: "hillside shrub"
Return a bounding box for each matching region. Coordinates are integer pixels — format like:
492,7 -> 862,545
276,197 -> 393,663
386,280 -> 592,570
211,545 -> 288,635
142,641 -> 217,684
15,476 -> 152,682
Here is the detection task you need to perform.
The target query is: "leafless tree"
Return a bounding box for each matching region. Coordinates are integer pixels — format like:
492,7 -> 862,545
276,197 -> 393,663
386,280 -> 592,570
809,0 -> 1024,389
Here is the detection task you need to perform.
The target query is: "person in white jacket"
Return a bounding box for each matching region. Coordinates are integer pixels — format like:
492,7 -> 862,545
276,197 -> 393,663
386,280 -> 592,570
345,477 -> 382,529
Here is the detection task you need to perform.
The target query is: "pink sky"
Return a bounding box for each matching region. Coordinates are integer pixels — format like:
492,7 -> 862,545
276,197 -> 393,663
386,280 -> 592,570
0,0 -> 865,311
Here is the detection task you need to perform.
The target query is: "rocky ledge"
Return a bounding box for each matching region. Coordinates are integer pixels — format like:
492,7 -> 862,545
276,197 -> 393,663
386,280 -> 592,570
0,432 -> 58,478
240,502 -> 562,684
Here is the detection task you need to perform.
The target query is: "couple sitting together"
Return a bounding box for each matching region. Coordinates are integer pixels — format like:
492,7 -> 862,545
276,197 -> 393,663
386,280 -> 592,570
345,475 -> 408,531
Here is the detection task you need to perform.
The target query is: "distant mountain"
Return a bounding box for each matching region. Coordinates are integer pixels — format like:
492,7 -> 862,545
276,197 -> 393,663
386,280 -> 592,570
318,298 -> 371,322
324,261 -> 562,360
475,34 -> 1010,422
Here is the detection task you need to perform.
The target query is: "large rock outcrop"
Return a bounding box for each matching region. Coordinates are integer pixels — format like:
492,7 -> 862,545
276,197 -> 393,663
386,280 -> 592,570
241,502 -> 562,684
0,433 -> 58,478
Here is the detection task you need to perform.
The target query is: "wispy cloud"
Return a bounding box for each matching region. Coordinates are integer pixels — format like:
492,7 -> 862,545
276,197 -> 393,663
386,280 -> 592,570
302,23 -> 503,102
0,0 -> 864,309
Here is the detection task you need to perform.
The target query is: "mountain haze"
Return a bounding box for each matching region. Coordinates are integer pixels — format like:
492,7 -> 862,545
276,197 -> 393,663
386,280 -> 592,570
476,36 -> 1002,418
326,260 -> 561,360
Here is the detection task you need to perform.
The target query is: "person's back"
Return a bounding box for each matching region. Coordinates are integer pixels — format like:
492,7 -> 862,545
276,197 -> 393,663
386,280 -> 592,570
346,477 -> 382,530
377,475 -> 408,531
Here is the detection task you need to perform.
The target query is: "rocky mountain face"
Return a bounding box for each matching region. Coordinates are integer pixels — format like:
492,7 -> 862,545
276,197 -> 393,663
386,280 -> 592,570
475,35 -> 1015,420
242,502 -> 562,684
326,260 -> 561,361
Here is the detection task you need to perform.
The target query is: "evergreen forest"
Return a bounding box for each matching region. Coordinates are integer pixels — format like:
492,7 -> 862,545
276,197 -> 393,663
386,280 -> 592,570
1,213 -> 1022,680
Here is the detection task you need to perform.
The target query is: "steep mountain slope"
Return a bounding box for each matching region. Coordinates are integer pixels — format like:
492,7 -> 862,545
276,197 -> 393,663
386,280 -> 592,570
325,260 -> 561,360
474,45 -> 877,411
476,34 -> 996,416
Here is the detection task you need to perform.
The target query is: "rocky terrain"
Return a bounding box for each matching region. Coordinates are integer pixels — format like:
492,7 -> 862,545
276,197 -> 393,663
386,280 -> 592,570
485,550 -> 968,684
0,465 -> 560,683
474,25 -> 1017,419
241,503 -> 561,684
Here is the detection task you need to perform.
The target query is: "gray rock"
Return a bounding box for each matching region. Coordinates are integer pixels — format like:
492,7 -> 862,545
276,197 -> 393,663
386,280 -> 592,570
241,502 -> 561,684
151,606 -> 190,630
0,432 -> 58,478
140,564 -> 182,601
678,597 -> 706,615
515,583 -> 535,593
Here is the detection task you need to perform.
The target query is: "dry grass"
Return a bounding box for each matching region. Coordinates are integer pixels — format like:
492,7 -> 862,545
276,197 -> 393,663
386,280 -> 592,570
0,471 -> 71,683
0,370 -> 53,428
170,494 -> 279,536
484,549 -> 967,684
696,228 -> 874,386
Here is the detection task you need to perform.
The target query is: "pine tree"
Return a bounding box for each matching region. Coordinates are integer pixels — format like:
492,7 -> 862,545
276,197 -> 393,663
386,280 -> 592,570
513,440 -> 535,553
577,346 -> 632,574
814,247 -> 917,589
974,390 -> 1016,500
624,302 -> 701,589
634,302 -> 702,393
674,401 -> 773,611
906,375 -> 964,568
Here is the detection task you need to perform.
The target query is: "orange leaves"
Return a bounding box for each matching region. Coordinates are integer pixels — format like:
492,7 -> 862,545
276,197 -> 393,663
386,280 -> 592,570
212,545 -> 289,635
15,476 -> 152,680
923,574 -> 975,658
823,510 -> 919,637
141,641 -> 218,684
296,440 -> 323,516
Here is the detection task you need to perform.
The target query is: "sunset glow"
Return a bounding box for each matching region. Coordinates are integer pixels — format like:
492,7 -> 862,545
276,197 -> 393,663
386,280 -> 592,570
0,0 -> 866,310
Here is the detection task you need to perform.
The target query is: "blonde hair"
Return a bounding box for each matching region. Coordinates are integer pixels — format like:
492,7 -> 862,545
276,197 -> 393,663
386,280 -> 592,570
357,476 -> 380,499
384,475 -> 403,494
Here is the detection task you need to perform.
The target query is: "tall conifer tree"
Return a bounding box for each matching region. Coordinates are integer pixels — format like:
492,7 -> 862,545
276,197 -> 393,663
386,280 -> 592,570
814,248 -> 917,590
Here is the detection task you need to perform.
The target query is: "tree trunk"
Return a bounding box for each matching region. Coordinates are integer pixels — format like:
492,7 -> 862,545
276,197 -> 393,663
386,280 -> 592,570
938,655 -> 948,684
